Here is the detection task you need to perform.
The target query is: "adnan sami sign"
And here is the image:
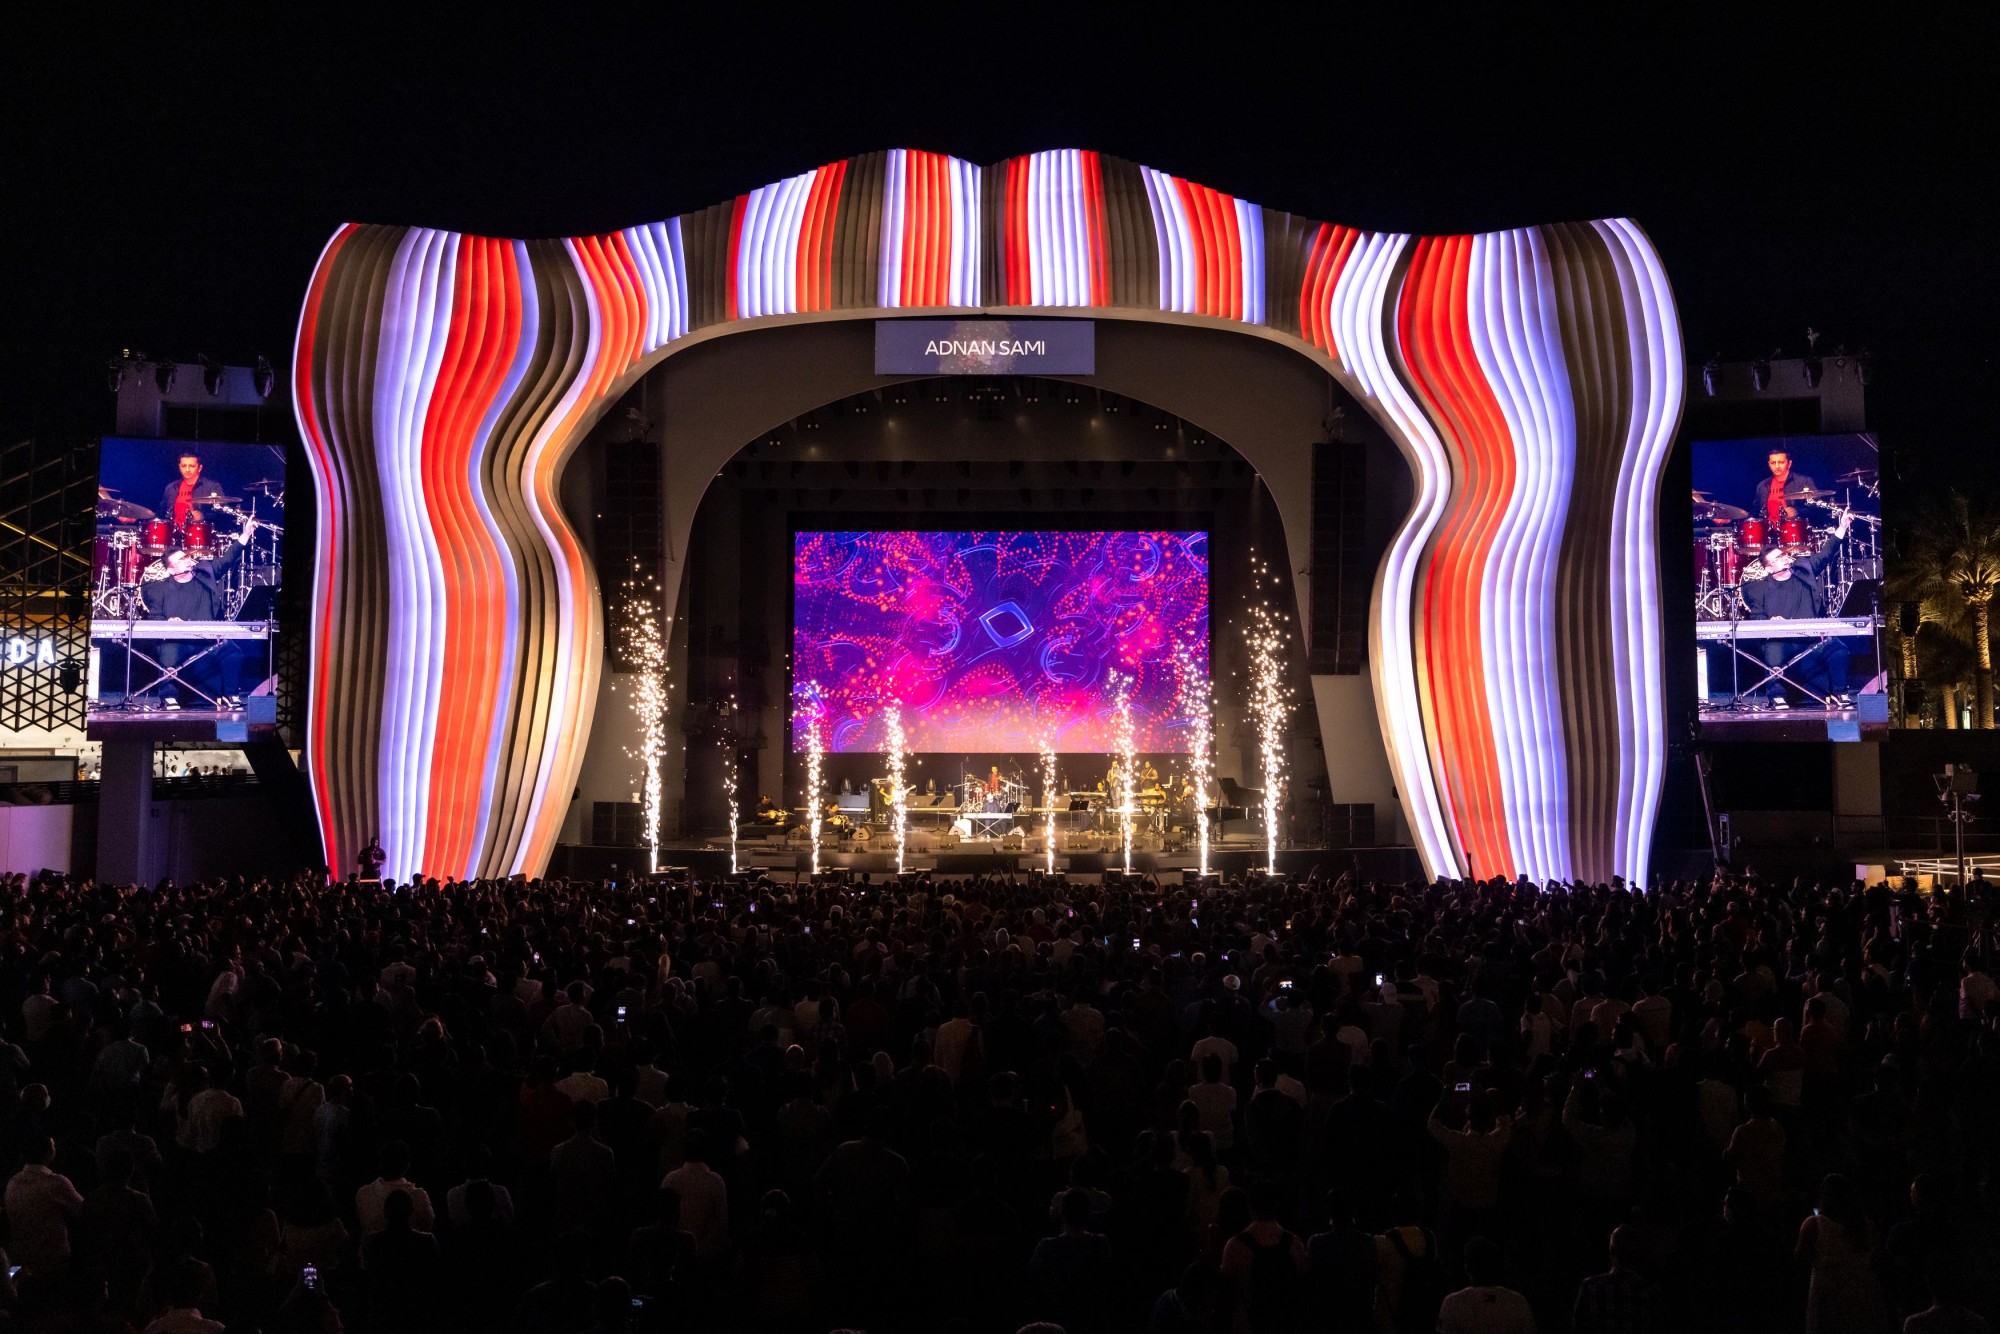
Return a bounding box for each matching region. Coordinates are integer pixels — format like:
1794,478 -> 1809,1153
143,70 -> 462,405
875,319 -> 1094,375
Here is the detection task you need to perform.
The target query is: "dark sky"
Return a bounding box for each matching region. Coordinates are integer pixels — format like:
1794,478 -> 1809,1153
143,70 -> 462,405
9,8 -> 1996,492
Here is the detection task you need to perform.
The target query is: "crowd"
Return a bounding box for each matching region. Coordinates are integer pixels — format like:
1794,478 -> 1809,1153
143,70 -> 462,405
0,861 -> 1992,1334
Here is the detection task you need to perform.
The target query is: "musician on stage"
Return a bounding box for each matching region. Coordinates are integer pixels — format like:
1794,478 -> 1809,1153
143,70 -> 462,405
141,515 -> 255,710
158,450 -> 231,533
1743,509 -> 1852,710
1751,448 -> 1818,526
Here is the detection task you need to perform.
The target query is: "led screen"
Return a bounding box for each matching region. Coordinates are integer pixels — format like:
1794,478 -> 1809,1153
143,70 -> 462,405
1690,433 -> 1886,740
87,438 -> 288,740
794,530 -> 1209,752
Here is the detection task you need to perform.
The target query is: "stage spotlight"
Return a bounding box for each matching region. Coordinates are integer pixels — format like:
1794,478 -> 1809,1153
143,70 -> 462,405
1064,386 -> 1081,406
853,399 -> 870,416
1190,432 -> 1208,446
1105,396 -> 1121,414
933,386 -> 951,403
153,360 -> 178,394
1802,355 -> 1823,387
105,358 -> 124,394
889,386 -> 908,405
253,355 -> 276,399
198,355 -> 224,396
1857,352 -> 1873,386
1750,351 -> 1775,391
802,413 -> 821,431
1701,357 -> 1721,396
1153,414 -> 1170,433
1023,384 -> 1040,404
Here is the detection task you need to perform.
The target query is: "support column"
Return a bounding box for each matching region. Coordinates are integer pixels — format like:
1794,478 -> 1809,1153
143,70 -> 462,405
96,739 -> 155,885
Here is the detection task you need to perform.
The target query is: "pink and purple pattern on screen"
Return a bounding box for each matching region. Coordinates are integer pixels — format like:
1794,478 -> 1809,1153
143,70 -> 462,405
793,531 -> 1209,753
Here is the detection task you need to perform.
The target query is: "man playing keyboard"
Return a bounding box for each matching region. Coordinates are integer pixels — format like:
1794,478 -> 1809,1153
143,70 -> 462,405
141,514 -> 255,710
1743,509 -> 1851,710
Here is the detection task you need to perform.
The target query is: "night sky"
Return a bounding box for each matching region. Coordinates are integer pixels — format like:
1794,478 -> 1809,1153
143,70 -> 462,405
9,9 -> 1996,495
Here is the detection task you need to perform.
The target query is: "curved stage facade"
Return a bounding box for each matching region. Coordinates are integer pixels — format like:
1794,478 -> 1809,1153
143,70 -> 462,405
292,149 -> 1681,885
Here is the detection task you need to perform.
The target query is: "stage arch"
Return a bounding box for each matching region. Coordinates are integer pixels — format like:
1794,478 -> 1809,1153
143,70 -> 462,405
292,149 -> 1682,884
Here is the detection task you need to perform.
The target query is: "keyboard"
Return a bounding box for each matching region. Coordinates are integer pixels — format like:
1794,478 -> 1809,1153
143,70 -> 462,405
1696,616 -> 1877,641
91,619 -> 274,640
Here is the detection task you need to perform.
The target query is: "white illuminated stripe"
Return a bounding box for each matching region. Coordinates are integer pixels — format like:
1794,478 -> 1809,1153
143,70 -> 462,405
1600,218 -> 1682,887
1468,231 -> 1574,880
951,155 -> 981,306
625,219 -> 689,352
1139,168 -> 1195,315
1336,232 -> 1462,880
1512,228 -> 1581,881
373,228 -> 452,879
878,150 -> 906,307
1026,149 -> 1091,307
512,239 -> 605,875
1236,198 -> 1265,324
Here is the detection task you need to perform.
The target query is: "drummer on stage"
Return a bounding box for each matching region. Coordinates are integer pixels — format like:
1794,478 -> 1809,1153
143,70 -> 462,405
159,450 -> 231,533
1751,448 -> 1818,526
1744,508 -> 1852,711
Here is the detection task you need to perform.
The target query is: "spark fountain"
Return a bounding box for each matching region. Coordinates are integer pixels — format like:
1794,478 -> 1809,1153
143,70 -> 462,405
1040,739 -> 1059,875
1111,673 -> 1137,875
617,560 -> 670,872
1176,644 -> 1214,879
1245,583 -> 1292,873
722,694 -> 740,876
882,703 -> 908,875
800,695 -> 826,878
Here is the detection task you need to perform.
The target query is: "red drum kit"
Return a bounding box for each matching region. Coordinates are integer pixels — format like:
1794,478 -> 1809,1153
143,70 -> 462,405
1693,468 -> 1882,621
93,480 -> 286,619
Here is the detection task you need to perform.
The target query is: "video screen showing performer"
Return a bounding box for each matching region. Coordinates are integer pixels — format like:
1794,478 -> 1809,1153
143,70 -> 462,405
1691,434 -> 1886,738
88,438 -> 287,734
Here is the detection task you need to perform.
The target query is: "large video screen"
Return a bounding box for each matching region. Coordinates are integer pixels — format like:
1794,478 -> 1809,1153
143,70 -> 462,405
793,530 -> 1209,752
1690,434 -> 1886,740
87,439 -> 288,739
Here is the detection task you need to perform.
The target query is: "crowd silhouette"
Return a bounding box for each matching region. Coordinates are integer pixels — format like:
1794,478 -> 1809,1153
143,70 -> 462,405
0,863 -> 1992,1333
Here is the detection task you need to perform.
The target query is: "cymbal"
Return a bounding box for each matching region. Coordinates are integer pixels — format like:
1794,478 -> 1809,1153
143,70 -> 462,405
195,494 -> 245,505
1697,501 -> 1749,523
1835,467 -> 1877,483
244,479 -> 285,495
97,485 -> 120,499
1691,488 -> 1714,503
1787,486 -> 1837,501
96,498 -> 154,522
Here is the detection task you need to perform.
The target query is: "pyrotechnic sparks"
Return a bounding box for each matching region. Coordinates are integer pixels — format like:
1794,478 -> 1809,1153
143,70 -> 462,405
1111,672 -> 1136,874
883,703 -> 908,875
723,694 -> 740,877
798,688 -> 826,877
1245,575 -> 1292,871
1176,644 -> 1214,878
1040,738 -> 1058,875
616,560 -> 669,871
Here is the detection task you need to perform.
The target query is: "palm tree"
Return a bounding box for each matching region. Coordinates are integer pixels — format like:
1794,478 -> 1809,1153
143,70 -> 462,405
1900,492 -> 2000,728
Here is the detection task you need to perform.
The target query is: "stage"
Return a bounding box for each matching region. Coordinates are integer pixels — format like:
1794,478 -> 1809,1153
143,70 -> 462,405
551,832 -> 1424,883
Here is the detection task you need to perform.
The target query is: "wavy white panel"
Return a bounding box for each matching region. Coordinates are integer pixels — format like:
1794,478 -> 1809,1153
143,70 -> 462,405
1235,198 -> 1266,325
1339,232 -> 1462,880
877,151 -> 907,308
1469,231 -> 1574,880
372,228 -> 456,879
1025,150 -> 1092,306
735,168 -> 816,319
1600,219 -> 1682,887
1140,167 -> 1196,314
949,155 -> 981,307
620,218 -> 688,352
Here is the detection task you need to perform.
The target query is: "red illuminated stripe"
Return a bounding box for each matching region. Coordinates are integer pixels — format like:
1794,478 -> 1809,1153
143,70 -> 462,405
1080,151 -> 1110,306
1006,155 -> 1030,304
1401,236 -> 1516,877
291,222 -> 357,876
798,159 -> 845,312
723,194 -> 749,322
1300,223 -> 1359,355
420,236 -> 520,875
